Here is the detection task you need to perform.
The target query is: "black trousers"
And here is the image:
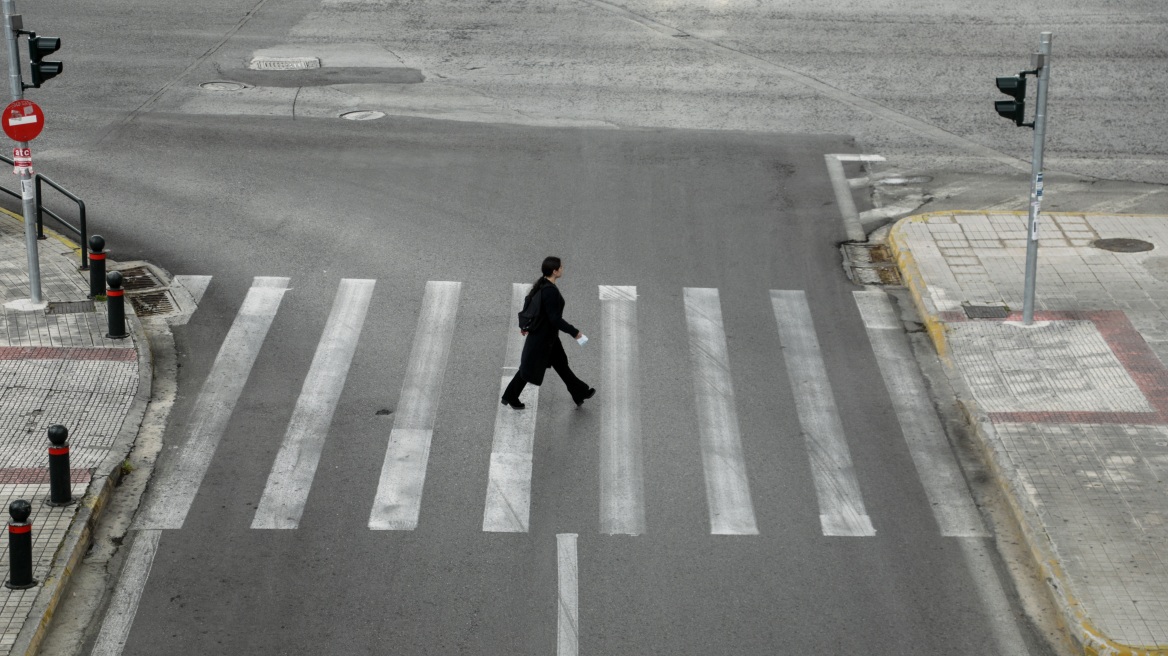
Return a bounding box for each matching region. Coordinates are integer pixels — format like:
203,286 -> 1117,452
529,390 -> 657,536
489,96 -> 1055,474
504,349 -> 590,403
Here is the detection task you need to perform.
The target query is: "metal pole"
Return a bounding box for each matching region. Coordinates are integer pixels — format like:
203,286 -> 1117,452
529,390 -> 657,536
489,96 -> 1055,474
2,0 -> 40,304
1021,31 -> 1052,325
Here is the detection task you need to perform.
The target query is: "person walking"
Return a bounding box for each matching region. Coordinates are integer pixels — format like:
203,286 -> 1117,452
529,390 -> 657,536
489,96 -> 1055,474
501,256 -> 596,410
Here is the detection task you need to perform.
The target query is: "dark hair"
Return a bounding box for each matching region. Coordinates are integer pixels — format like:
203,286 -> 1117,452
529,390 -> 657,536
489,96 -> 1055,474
528,256 -> 561,298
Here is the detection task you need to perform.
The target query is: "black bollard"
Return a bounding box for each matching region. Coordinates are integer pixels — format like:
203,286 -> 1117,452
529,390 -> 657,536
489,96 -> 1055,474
106,271 -> 127,339
88,235 -> 106,299
5,500 -> 37,590
46,425 -> 74,507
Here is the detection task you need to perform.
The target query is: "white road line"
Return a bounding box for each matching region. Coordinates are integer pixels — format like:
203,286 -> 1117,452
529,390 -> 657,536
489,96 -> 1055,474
252,279 -> 375,529
853,291 -> 988,537
134,277 -> 290,530
1084,187 -> 1166,213
173,274 -> 212,305
557,533 -> 579,656
682,288 -> 759,535
825,154 -> 886,242
90,529 -> 161,656
771,290 -> 875,537
598,285 -> 646,536
483,283 -> 539,533
959,537 -> 1032,655
369,281 -> 461,530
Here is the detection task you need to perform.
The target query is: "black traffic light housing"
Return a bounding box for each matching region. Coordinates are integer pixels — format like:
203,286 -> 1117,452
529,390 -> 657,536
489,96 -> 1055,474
26,34 -> 62,88
995,73 -> 1033,128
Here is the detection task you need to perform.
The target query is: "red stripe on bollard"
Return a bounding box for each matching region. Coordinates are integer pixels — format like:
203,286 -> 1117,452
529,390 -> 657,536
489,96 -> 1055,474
89,252 -> 106,260
107,289 -> 124,297
48,447 -> 69,456
9,524 -> 30,535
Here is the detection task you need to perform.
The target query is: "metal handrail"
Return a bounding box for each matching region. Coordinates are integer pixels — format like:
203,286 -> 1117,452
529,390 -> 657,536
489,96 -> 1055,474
0,152 -> 89,270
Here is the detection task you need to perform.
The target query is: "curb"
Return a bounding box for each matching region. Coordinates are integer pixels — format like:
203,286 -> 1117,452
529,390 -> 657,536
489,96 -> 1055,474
0,214 -> 153,656
889,211 -> 1168,656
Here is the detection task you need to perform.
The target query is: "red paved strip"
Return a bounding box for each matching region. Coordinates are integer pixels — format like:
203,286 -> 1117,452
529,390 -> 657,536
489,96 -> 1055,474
0,468 -> 92,484
0,347 -> 135,361
951,311 -> 1168,425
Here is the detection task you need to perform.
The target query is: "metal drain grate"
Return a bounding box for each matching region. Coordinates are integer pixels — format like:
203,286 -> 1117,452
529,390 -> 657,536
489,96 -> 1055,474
116,266 -> 164,292
248,57 -> 321,71
841,243 -> 902,285
963,304 -> 1010,319
128,292 -> 174,317
45,300 -> 95,315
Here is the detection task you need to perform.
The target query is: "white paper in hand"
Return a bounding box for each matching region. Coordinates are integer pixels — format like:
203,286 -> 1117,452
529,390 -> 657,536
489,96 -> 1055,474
576,334 -> 588,346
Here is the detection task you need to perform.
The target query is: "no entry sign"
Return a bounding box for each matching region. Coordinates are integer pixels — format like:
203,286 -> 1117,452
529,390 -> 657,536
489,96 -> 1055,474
2,100 -> 44,142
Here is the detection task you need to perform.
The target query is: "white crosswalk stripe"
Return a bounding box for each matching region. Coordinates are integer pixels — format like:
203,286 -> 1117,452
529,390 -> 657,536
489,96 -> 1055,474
683,287 -> 759,535
482,283 -> 540,533
135,277 -> 290,530
369,281 -> 462,530
853,290 -> 988,537
252,279 -> 376,529
143,277 -> 987,539
598,285 -> 646,536
771,289 -> 876,537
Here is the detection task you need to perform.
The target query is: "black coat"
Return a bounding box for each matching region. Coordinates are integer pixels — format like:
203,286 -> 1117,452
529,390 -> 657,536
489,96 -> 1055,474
519,283 -> 578,386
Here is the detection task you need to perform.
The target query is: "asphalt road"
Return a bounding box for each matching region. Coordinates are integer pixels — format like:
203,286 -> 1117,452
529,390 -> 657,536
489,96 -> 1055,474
8,0 -> 1159,653
84,122 -> 1049,654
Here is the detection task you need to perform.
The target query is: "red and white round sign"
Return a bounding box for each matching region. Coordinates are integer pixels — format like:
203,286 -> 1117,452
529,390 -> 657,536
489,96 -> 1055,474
2,100 -> 44,142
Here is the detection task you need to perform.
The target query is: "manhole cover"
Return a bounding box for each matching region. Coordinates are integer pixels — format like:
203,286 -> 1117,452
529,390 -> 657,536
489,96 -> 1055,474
963,304 -> 1010,319
341,110 -> 386,121
248,57 -> 321,71
116,266 -> 164,292
45,300 -> 95,315
1092,238 -> 1154,253
128,292 -> 174,317
200,81 -> 249,91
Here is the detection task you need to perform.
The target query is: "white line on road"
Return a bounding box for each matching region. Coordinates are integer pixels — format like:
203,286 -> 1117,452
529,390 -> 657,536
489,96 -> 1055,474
557,533 -> 579,656
369,281 -> 461,530
683,288 -> 759,535
771,290 -> 875,537
252,279 -> 375,529
853,290 -> 988,537
90,529 -> 162,656
172,274 -> 212,305
483,283 -> 539,532
825,154 -> 886,242
134,277 -> 290,530
598,285 -> 646,535
959,537 -> 1032,655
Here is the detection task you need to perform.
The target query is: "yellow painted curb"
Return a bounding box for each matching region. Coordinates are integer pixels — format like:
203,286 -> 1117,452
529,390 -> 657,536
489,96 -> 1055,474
887,212 -> 951,359
889,210 -> 1168,656
0,205 -> 84,255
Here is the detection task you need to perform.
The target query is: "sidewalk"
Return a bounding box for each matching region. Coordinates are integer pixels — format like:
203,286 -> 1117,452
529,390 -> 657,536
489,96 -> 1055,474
0,210 -> 147,656
890,211 -> 1168,656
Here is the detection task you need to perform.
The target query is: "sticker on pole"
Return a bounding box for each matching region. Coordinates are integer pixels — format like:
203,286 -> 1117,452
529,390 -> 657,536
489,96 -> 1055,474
2,100 -> 44,142
12,147 -> 31,176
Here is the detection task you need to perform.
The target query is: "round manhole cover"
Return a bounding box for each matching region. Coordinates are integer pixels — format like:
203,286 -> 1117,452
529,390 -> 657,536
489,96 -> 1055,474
341,110 -> 386,121
1092,238 -> 1154,253
200,81 -> 248,91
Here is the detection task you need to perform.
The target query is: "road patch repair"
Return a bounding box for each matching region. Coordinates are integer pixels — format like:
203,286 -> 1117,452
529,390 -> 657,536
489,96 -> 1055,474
890,210 -> 1168,655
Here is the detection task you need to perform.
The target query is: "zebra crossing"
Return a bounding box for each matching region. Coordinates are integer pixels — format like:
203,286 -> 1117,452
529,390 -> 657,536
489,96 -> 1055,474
141,276 -> 985,538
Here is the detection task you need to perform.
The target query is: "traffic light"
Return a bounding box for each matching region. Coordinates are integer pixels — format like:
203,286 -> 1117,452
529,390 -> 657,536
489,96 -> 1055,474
995,75 -> 1027,127
27,34 -> 62,88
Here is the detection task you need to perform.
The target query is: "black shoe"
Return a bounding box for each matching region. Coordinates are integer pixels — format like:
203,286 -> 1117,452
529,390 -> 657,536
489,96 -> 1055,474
574,388 -> 596,407
501,396 -> 525,410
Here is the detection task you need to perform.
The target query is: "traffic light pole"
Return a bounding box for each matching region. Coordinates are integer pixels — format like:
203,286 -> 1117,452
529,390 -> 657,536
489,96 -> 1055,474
1,0 -> 41,305
1021,32 -> 1052,325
